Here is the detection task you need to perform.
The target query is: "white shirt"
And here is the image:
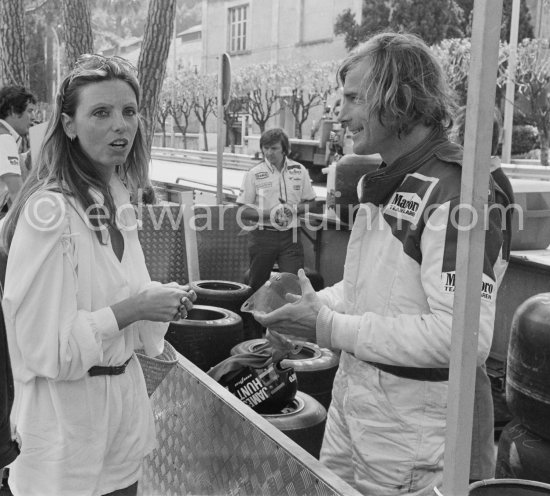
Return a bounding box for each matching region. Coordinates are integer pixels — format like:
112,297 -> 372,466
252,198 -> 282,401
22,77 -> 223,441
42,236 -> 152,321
237,157 -> 316,228
3,175 -> 167,495
0,119 -> 22,210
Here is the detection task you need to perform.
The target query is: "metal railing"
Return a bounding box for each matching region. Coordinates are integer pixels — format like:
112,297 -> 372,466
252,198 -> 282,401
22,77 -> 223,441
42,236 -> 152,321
151,146 -> 259,171
151,179 -> 238,204
501,161 -> 550,180
175,177 -> 239,199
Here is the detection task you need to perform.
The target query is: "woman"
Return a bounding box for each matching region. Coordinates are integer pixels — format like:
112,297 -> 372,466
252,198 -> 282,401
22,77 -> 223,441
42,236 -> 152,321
1,54 -> 195,496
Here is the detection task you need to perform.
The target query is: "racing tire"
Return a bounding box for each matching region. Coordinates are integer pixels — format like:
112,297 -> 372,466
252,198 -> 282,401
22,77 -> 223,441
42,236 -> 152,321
495,417 -> 550,483
189,280 -> 253,313
166,305 -> 243,372
231,338 -> 339,410
189,280 -> 256,341
262,391 -> 327,459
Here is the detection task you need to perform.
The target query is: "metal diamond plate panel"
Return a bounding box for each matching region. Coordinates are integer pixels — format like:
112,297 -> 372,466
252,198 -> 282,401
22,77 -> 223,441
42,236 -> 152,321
138,205 -> 189,285
194,205 -> 250,282
140,356 -> 359,496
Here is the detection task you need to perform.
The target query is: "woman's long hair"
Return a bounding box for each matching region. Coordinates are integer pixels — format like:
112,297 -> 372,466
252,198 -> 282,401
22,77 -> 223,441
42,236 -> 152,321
2,54 -> 154,251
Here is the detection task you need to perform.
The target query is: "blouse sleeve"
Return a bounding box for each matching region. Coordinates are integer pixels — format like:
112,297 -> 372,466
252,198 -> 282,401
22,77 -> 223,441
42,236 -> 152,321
134,282 -> 170,358
3,192 -> 118,382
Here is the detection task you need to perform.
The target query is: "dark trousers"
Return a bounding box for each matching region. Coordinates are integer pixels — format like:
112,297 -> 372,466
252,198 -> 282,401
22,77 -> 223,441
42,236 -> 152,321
247,228 -> 304,291
102,481 -> 138,496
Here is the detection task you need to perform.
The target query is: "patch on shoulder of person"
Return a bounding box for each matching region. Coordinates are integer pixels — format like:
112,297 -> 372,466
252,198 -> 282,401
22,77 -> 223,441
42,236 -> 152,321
383,173 -> 438,225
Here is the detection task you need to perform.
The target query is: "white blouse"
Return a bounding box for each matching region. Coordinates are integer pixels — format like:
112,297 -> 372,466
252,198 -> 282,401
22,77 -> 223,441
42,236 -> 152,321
3,175 -> 168,496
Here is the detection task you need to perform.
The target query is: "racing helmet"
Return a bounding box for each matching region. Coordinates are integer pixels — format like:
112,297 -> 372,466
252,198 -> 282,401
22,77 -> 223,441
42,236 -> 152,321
220,361 -> 297,414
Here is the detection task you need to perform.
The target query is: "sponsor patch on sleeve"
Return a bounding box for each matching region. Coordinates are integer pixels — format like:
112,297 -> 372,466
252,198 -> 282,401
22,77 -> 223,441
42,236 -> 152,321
441,271 -> 496,301
384,173 -> 438,225
8,156 -> 19,167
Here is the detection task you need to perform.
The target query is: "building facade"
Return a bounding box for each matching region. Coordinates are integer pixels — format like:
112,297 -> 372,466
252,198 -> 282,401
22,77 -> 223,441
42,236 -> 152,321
201,0 -> 362,73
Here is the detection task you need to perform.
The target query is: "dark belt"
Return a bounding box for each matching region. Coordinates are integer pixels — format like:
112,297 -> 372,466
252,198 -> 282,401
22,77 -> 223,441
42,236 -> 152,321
88,356 -> 132,377
368,361 -> 449,382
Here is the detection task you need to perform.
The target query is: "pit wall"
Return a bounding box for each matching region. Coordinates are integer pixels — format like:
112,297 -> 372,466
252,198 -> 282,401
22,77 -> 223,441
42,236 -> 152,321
139,354 -> 360,496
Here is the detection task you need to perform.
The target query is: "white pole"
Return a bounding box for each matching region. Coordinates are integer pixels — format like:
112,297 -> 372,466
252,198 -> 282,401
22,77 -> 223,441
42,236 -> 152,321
216,54 -> 225,204
502,0 -> 521,163
50,27 -> 61,99
171,15 -> 177,149
442,0 -> 503,494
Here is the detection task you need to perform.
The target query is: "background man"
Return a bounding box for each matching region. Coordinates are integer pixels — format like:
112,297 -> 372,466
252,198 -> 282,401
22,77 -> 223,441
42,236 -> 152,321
237,128 -> 316,292
0,86 -> 37,216
255,32 -> 508,495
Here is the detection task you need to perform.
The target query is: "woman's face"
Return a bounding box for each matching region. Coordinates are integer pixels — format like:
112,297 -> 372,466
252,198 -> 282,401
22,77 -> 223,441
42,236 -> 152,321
62,79 -> 138,179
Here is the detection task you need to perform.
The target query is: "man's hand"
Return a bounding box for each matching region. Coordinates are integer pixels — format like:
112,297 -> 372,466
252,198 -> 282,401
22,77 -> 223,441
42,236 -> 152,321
273,204 -> 294,228
253,269 -> 322,341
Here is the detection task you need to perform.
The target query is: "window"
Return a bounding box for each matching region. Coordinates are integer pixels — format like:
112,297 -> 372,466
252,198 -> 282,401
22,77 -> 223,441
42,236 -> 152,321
228,5 -> 248,53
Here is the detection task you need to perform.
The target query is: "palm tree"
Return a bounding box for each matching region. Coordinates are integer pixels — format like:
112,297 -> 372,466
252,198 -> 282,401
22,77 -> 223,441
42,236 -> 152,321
0,0 -> 28,86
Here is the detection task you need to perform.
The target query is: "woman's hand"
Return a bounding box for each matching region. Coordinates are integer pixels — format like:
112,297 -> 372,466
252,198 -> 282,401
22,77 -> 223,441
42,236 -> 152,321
163,282 -> 197,320
111,282 -> 197,329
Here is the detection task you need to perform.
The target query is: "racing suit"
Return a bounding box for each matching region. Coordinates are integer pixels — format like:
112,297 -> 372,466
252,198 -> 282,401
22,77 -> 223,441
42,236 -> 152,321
0,120 -> 23,214
315,129 -> 508,495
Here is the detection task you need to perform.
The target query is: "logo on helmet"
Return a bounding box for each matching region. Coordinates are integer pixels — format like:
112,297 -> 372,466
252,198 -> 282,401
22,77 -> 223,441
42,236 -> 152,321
222,362 -> 297,414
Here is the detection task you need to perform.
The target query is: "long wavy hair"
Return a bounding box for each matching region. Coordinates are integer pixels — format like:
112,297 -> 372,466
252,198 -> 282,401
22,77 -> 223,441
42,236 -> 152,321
337,32 -> 456,136
2,54 -> 154,251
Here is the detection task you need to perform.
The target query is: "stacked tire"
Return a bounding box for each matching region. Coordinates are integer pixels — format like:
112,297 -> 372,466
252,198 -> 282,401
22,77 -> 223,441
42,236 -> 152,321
231,338 -> 339,410
261,391 -> 327,459
188,280 -> 257,340
230,337 -> 339,459
495,294 -> 550,482
165,305 -> 243,372
189,280 -> 252,315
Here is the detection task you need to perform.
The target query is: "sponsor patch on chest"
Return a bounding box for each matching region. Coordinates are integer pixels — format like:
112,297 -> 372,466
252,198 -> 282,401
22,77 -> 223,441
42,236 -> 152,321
257,181 -> 273,189
255,171 -> 269,180
441,271 -> 496,301
8,156 -> 19,167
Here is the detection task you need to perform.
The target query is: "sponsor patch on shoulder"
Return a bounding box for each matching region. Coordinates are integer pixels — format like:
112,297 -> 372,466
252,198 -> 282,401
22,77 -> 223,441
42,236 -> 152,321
255,171 -> 269,180
384,173 -> 438,225
441,271 -> 495,301
8,156 -> 19,167
287,164 -> 300,170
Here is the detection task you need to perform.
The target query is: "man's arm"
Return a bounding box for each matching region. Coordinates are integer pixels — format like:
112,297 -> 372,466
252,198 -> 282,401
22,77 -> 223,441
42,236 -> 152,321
237,204 -> 271,222
256,200 -> 500,368
2,174 -> 23,203
296,198 -> 317,215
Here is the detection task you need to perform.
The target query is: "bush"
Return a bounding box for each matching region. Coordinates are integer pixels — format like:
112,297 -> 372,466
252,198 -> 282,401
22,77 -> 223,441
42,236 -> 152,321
512,125 -> 539,155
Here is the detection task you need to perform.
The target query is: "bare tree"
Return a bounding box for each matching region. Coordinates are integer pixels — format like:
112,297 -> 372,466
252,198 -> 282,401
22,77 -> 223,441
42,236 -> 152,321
191,73 -> 217,151
168,70 -> 196,149
280,61 -> 339,138
514,38 -> 550,166
233,63 -> 283,134
156,98 -> 172,148
0,0 -> 28,86
61,0 -> 94,67
137,0 -> 176,151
